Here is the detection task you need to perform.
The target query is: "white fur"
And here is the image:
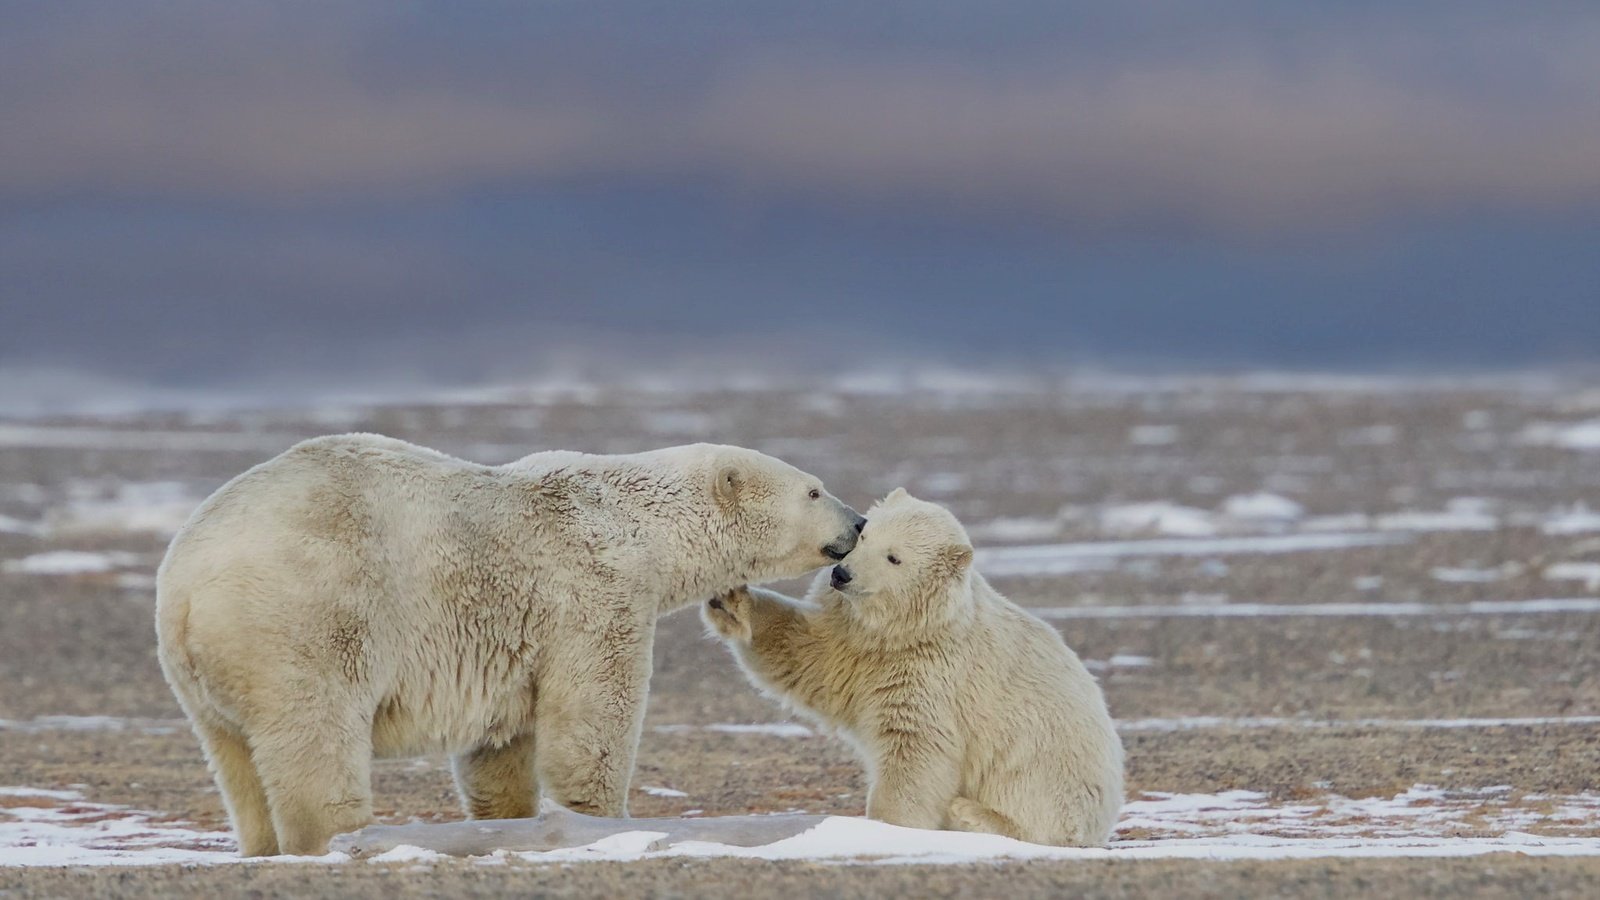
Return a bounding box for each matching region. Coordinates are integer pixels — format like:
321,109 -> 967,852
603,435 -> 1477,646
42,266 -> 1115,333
156,434 -> 860,856
703,488 -> 1124,847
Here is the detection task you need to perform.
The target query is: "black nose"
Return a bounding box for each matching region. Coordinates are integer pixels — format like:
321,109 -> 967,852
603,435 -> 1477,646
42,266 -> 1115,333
853,515 -> 867,534
830,565 -> 852,588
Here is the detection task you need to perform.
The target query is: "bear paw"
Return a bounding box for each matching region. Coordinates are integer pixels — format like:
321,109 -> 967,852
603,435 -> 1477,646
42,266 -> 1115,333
702,586 -> 754,642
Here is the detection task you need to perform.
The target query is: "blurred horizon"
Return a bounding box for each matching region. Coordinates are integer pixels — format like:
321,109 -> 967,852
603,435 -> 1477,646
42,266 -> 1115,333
3,1 -> 1599,400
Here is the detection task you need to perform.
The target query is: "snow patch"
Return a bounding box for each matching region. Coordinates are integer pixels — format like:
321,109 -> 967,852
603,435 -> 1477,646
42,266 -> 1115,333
1100,503 -> 1217,537
0,424 -> 301,453
1543,505 -> 1600,535
1221,493 -> 1304,523
2,550 -> 144,575
0,716 -> 184,735
1128,425 -> 1180,446
0,514 -> 46,537
1377,502 -> 1499,532
48,481 -> 203,536
1430,565 -> 1512,584
967,515 -> 1063,543
1521,419 -> 1600,451
1027,596 -> 1600,619
1341,425 -> 1399,446
1117,715 -> 1600,733
506,786 -> 1600,863
917,473 -> 968,496
654,723 -> 815,739
640,786 -> 690,799
1544,563 -> 1600,591
8,781 -> 1600,867
977,532 -> 1407,578
368,844 -> 447,864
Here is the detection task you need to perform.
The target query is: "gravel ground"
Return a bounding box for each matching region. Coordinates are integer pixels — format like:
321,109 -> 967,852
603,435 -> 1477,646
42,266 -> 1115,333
3,375 -> 1599,896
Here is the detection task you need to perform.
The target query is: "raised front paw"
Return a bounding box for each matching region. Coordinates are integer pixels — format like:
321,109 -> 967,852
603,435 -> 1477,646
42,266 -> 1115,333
702,586 -> 754,642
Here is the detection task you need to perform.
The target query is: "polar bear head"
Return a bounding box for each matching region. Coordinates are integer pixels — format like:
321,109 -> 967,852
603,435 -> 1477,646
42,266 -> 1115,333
827,488 -> 975,636
694,444 -> 865,585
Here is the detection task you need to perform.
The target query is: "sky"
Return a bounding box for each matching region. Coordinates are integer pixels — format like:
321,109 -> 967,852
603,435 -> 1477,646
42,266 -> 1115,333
2,1 -> 1599,392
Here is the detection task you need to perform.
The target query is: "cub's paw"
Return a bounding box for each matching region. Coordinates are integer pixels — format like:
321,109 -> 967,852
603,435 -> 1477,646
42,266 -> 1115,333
702,586 -> 754,642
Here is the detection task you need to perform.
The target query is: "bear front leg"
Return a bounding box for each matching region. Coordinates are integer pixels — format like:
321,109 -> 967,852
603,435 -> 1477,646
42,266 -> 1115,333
533,614 -> 654,817
865,741 -> 963,832
452,731 -> 539,819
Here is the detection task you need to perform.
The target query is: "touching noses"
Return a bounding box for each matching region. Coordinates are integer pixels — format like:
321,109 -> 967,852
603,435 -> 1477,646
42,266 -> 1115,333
830,565 -> 853,589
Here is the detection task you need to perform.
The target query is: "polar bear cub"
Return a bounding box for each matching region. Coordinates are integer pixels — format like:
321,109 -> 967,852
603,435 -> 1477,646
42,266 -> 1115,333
702,488 -> 1123,847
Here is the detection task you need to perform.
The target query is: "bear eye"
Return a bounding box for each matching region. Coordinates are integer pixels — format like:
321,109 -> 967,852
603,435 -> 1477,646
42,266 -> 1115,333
808,489 -> 820,500
887,554 -> 901,565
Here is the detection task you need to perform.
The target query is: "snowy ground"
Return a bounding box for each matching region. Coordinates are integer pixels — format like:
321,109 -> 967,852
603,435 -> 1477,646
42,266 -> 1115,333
3,371 -> 1600,894
7,778 -> 1600,867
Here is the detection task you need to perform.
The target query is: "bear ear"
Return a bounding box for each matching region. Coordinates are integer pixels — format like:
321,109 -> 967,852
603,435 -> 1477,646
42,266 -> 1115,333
884,487 -> 910,504
714,464 -> 743,510
939,544 -> 974,577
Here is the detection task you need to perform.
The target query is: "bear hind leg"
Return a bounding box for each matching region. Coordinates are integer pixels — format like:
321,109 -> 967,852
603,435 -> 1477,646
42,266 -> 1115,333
194,719 -> 278,856
252,704 -> 374,856
452,732 -> 539,819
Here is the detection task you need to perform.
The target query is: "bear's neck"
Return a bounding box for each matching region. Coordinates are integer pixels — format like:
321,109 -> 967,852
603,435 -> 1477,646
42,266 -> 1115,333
516,458 -> 749,615
652,522 -> 753,616
585,461 -> 741,614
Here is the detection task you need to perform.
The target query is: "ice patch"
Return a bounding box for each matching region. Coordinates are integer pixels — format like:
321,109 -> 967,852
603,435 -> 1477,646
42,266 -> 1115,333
641,786 -> 690,798
2,550 -> 144,575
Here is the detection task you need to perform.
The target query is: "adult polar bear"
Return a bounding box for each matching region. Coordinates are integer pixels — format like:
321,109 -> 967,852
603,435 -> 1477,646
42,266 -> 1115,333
156,434 -> 864,856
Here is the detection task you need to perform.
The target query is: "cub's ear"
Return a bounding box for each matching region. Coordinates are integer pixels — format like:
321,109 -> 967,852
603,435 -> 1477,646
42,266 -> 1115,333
938,544 -> 974,577
883,487 -> 910,504
714,464 -> 743,510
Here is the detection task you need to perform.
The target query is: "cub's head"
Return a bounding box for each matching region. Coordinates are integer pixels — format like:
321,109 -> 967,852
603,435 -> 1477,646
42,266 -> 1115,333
704,445 -> 864,583
826,488 -> 974,635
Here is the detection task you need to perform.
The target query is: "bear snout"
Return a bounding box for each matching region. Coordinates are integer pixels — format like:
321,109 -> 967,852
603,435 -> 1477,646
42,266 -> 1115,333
830,565 -> 853,589
853,514 -> 867,534
708,597 -> 725,611
822,518 -> 861,560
